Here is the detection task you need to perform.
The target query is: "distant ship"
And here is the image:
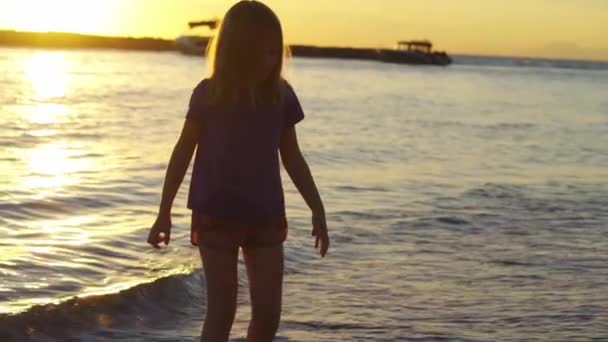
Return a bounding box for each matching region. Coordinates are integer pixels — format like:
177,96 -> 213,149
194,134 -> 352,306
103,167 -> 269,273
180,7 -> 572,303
175,21 -> 451,66
378,40 -> 452,66
174,20 -> 217,56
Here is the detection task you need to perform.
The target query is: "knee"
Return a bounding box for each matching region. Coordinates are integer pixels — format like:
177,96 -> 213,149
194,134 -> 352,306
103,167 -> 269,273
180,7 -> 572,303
206,300 -> 237,323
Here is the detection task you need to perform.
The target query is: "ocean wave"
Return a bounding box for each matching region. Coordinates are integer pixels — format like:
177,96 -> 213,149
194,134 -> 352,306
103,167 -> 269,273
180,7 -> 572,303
0,189 -> 155,219
0,271 -> 203,342
462,182 -> 608,215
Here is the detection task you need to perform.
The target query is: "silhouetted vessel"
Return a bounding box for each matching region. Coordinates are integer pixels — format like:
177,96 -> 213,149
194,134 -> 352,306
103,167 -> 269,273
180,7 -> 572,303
175,22 -> 451,67
379,40 -> 451,66
175,20 -> 217,56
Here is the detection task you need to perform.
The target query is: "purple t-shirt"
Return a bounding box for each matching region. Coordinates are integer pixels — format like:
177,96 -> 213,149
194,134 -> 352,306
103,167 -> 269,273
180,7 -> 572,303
185,79 -> 305,224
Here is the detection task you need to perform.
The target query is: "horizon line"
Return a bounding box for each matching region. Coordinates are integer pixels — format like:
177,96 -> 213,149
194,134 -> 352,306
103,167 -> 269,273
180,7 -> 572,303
1,29 -> 607,64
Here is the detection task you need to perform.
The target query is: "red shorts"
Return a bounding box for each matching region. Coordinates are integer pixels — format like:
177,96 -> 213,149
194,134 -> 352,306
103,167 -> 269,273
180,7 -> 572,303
190,211 -> 288,249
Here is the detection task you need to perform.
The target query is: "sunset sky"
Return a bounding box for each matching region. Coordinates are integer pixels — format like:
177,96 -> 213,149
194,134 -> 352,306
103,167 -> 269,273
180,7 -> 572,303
1,0 -> 607,60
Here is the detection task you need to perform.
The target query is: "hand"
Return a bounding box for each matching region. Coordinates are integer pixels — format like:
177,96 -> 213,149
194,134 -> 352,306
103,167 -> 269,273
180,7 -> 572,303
312,213 -> 329,257
147,214 -> 172,248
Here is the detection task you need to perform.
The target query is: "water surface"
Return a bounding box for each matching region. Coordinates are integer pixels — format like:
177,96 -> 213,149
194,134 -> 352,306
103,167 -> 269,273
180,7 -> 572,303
1,47 -> 607,341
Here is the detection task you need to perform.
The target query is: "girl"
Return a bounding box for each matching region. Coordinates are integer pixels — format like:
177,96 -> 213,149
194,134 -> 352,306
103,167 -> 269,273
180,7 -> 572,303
146,1 -> 329,341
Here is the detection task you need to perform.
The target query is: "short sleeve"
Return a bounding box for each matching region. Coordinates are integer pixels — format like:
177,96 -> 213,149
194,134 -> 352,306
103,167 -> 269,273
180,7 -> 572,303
283,83 -> 305,128
185,79 -> 208,123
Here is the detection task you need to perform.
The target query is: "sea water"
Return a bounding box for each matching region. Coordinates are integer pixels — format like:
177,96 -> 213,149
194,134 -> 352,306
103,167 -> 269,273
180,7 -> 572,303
1,47 -> 607,341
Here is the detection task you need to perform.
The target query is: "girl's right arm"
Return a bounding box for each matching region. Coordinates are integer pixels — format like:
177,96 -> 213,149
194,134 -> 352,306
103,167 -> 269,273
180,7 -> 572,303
147,119 -> 202,248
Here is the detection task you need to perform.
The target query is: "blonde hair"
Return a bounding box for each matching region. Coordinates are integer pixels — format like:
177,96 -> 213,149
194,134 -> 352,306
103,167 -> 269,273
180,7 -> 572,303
204,1 -> 290,108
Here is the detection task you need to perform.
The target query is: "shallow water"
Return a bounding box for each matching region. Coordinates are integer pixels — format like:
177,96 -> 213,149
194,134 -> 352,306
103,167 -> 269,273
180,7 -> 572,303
1,47 -> 607,341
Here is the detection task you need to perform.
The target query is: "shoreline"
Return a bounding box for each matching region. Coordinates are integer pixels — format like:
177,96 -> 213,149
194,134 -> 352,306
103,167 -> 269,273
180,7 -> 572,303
0,30 -> 175,51
0,30 -> 396,62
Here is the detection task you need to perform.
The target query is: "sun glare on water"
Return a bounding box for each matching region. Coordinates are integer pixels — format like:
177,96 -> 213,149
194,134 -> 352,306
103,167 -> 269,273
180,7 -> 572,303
20,142 -> 91,197
15,51 -> 94,197
24,52 -> 70,100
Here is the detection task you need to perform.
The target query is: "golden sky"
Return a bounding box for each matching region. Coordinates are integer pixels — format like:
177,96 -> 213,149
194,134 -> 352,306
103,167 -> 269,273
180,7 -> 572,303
1,0 -> 607,60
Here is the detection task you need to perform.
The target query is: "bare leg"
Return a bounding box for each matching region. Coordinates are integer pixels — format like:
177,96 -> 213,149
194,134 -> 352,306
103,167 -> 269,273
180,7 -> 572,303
199,245 -> 239,342
242,244 -> 284,342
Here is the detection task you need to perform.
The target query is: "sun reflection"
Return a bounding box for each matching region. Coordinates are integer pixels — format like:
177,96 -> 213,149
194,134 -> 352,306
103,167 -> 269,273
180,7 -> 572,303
21,142 -> 91,196
24,102 -> 70,125
40,215 -> 94,246
24,52 -> 70,100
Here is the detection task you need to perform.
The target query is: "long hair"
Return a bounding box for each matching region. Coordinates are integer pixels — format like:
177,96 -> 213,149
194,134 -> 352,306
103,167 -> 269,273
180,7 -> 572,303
205,1 -> 288,108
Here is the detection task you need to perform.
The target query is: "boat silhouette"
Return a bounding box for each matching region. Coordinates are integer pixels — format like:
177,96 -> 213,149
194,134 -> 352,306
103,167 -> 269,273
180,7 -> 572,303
175,21 -> 451,66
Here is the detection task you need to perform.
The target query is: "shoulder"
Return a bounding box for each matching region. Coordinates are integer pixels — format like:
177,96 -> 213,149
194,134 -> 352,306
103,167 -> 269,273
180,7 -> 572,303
187,79 -> 213,114
189,78 -> 212,106
279,79 -> 305,125
193,78 -> 211,94
280,79 -> 299,101
280,78 -> 295,92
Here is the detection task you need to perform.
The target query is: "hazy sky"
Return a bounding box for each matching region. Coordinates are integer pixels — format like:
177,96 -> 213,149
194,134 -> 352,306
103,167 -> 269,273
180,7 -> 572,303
1,0 -> 607,60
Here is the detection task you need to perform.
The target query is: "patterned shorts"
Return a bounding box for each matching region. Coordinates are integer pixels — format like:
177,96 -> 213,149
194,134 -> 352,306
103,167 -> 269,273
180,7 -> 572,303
190,211 -> 288,249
